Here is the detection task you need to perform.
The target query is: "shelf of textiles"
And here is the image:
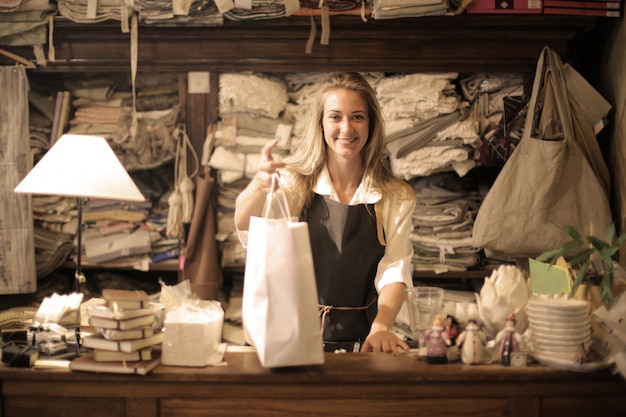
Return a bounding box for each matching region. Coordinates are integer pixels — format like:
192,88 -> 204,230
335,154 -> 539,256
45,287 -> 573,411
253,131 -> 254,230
6,8 -> 606,283
28,71 -> 186,278
210,72 -> 521,279
0,12 -> 600,74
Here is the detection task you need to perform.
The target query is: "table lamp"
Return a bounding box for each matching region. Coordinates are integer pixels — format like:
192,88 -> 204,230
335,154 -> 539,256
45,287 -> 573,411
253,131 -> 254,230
14,134 -> 146,292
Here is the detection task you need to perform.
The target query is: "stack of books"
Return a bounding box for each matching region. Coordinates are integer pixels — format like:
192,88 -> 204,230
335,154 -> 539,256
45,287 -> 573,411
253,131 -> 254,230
70,289 -> 163,375
543,0 -> 622,16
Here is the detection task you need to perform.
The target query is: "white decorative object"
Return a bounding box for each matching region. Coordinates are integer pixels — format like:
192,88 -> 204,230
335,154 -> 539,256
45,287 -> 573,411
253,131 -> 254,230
162,300 -> 224,367
475,265 -> 530,338
526,297 -> 592,363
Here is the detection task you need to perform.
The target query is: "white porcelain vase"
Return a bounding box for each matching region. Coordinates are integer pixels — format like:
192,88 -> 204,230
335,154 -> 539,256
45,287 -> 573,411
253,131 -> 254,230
475,265 -> 530,338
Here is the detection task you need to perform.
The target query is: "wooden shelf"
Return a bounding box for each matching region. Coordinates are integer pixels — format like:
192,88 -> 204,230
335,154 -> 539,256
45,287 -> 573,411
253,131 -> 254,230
224,265 -> 492,280
62,259 -> 179,272
2,15 -> 599,73
2,14 -> 604,281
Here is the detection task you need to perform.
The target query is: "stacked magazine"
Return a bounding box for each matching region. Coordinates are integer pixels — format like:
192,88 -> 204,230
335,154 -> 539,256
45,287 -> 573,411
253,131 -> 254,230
70,289 -> 163,375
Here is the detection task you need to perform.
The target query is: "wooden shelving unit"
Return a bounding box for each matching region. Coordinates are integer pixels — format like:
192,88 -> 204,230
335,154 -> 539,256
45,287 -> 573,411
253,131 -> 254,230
2,14 -> 605,279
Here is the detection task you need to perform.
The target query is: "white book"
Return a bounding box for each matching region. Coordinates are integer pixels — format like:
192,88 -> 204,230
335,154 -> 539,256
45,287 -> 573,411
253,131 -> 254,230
86,304 -> 158,320
93,348 -> 153,362
70,353 -> 161,375
82,332 -> 164,353
99,327 -> 155,341
89,313 -> 156,331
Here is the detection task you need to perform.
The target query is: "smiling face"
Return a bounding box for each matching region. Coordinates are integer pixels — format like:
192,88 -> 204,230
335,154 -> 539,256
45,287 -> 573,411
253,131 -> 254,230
322,88 -> 369,162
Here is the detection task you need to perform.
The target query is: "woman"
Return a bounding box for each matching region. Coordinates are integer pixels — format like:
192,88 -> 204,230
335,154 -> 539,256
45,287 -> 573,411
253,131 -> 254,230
235,72 -> 416,353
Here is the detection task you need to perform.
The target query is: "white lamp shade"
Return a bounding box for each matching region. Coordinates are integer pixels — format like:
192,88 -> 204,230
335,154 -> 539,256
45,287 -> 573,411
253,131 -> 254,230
15,134 -> 145,202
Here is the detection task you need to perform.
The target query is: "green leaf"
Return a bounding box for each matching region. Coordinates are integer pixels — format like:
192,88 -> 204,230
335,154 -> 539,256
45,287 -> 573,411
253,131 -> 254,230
536,248 -> 566,263
600,271 -> 613,305
587,236 -> 610,252
599,247 -> 620,260
564,224 -> 584,243
563,239 -> 584,251
568,259 -> 590,299
567,248 -> 595,268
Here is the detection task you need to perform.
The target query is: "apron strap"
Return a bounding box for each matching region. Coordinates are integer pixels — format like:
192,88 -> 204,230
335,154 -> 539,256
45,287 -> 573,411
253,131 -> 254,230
374,202 -> 386,247
318,298 -> 377,337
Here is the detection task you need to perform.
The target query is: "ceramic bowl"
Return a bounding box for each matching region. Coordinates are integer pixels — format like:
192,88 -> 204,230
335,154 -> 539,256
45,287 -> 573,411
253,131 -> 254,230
528,317 -> 590,330
527,308 -> 590,322
533,335 -> 591,350
531,347 -> 579,362
527,297 -> 589,312
530,326 -> 591,341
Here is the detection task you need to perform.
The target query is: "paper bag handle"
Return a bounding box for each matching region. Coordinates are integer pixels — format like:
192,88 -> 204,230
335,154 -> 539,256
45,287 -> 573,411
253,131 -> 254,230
262,173 -> 292,221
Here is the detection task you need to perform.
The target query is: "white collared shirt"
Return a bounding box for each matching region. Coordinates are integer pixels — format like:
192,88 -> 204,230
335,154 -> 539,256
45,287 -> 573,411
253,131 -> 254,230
238,166 -> 415,293
283,166 -> 415,293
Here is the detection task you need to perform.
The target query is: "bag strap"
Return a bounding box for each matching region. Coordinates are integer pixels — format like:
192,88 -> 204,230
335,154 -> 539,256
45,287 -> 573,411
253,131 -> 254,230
521,46 -> 549,141
545,49 -> 577,145
522,47 -> 578,152
262,173 -> 292,221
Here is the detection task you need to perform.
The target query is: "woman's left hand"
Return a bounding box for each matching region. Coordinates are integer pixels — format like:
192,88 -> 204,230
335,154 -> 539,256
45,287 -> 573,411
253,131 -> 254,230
361,330 -> 408,353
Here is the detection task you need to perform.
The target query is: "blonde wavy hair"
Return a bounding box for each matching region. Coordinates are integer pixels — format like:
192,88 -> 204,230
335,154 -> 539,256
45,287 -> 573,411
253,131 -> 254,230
283,72 -> 415,215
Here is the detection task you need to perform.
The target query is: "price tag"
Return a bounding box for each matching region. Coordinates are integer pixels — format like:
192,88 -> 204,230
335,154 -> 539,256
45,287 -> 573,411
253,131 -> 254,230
188,72 -> 211,94
234,0 -> 252,9
214,0 -> 235,13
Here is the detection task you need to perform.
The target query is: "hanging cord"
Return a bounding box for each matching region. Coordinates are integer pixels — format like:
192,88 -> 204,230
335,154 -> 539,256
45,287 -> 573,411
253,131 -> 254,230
166,129 -> 184,239
166,124 -> 199,238
178,124 -> 200,223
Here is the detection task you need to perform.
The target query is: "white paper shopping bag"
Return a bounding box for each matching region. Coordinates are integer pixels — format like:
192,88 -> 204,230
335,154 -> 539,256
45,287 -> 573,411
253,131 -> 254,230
242,178 -> 324,368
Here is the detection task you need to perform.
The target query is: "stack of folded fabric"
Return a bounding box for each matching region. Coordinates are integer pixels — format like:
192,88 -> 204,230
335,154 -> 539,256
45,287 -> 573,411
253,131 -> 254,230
133,0 -> 223,26
409,172 -> 486,273
57,0 -> 129,24
377,72 -> 481,179
0,0 -> 55,49
209,72 -> 292,269
371,0 -> 450,19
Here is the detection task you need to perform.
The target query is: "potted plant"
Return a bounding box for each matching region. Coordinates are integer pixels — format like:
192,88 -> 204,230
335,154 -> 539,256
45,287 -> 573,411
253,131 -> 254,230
536,223 -> 626,306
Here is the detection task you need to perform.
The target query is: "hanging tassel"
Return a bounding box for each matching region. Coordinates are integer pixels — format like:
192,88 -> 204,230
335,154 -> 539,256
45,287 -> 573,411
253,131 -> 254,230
166,188 -> 184,239
165,124 -> 199,238
176,125 -> 199,224
166,126 -> 184,239
180,176 -> 195,223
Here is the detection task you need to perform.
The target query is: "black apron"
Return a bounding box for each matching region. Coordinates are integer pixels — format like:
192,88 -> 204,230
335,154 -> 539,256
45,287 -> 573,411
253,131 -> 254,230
306,193 -> 385,343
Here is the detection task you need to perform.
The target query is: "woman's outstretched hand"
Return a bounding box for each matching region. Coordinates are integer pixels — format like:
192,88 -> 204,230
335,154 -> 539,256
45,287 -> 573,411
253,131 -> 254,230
252,139 -> 286,193
361,329 -> 409,354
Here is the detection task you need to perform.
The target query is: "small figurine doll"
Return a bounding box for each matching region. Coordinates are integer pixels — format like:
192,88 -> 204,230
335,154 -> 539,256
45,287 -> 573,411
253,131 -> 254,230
419,314 -> 451,364
444,314 -> 460,345
457,319 -> 488,365
493,311 -> 523,366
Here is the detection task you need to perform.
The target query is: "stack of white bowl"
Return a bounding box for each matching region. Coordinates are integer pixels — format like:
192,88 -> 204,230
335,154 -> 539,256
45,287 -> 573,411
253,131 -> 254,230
526,297 -> 592,362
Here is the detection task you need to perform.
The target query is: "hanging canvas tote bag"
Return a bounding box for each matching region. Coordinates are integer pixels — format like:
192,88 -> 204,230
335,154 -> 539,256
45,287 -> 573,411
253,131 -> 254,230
472,47 -> 612,258
242,175 -> 324,367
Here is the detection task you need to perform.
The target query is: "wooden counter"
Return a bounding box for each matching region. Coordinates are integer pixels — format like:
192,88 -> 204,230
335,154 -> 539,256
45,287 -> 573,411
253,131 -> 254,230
0,351 -> 624,417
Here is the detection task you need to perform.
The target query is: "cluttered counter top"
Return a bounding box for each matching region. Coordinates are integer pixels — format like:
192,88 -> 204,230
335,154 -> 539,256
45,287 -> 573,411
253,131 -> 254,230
1,348 -> 624,417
